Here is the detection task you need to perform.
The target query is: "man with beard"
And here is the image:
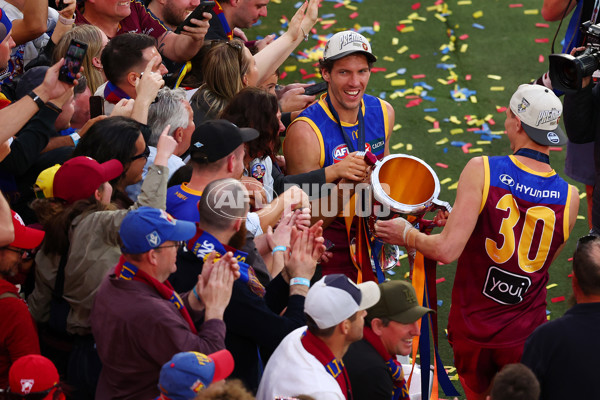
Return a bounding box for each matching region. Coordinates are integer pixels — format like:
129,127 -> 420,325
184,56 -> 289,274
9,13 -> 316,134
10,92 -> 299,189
170,178 -> 325,392
147,0 -> 200,31
0,211 -> 44,387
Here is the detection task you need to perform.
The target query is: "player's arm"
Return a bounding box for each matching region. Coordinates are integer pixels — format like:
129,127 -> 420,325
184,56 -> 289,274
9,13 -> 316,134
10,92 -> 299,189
383,100 -> 395,157
375,157 -> 485,263
284,120 -> 322,174
541,0 -> 577,21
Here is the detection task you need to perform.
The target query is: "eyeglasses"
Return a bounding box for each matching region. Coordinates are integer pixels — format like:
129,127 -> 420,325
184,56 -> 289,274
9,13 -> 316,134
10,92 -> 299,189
1,247 -> 25,256
155,241 -> 184,251
130,145 -> 150,162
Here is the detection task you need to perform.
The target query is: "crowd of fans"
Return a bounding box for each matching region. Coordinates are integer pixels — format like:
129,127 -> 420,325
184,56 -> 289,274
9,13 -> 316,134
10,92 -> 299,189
0,1 -> 598,400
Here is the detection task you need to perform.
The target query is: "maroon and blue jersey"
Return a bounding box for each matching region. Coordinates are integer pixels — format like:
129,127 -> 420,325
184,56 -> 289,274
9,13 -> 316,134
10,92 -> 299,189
288,94 -> 389,167
448,155 -> 573,347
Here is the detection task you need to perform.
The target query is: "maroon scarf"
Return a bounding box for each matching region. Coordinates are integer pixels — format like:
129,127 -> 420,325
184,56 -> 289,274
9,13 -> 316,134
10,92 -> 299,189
363,326 -> 410,400
301,329 -> 353,400
114,256 -> 198,334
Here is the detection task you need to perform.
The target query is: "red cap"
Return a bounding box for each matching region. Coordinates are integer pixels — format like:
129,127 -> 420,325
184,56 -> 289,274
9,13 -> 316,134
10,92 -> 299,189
9,355 -> 60,398
53,156 -> 123,204
10,211 -> 44,250
209,349 -> 235,383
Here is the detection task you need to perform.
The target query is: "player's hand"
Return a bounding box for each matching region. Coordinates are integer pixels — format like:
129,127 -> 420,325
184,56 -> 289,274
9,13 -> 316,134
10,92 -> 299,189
375,216 -> 415,247
330,151 -> 369,182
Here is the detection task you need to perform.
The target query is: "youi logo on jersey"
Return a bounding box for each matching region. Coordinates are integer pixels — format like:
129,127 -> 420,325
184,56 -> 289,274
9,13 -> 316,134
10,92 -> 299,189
482,266 -> 531,305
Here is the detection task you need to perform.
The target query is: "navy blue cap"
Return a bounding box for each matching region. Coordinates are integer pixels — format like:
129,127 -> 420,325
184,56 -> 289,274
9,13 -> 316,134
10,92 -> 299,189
119,207 -> 196,254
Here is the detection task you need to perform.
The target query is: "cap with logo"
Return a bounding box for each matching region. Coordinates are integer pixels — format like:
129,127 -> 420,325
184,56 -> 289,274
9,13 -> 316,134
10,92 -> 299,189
509,84 -> 567,146
8,355 -> 61,398
305,274 -> 381,329
189,120 -> 259,164
367,280 -> 434,324
323,30 -> 377,63
158,350 -> 235,400
10,211 -> 45,250
53,156 -> 124,204
119,206 -> 196,254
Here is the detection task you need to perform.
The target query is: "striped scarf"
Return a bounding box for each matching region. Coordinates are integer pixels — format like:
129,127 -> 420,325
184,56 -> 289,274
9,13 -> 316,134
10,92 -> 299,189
363,326 -> 410,400
115,256 -> 198,334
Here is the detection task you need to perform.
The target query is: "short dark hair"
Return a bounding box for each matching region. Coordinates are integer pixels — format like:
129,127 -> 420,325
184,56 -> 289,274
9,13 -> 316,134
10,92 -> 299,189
72,116 -> 144,188
101,33 -> 156,84
573,236 -> 600,296
198,178 -> 248,231
489,364 -> 540,400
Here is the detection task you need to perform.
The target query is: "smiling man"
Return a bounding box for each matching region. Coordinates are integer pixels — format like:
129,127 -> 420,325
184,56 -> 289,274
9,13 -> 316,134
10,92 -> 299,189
343,280 -> 433,400
284,30 -> 394,282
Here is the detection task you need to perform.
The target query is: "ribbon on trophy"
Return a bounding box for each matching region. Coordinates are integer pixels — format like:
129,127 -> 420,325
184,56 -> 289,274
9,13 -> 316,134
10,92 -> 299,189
364,152 -> 459,399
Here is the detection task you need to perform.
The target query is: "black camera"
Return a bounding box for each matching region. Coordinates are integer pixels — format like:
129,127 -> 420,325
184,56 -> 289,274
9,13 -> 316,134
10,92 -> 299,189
549,20 -> 600,92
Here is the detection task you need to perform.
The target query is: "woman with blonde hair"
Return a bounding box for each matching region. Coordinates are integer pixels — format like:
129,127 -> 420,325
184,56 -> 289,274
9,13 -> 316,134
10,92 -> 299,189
53,24 -> 108,93
190,0 -> 320,125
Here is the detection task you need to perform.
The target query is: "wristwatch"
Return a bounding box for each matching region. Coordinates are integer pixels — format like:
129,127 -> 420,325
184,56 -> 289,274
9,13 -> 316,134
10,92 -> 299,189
27,91 -> 45,109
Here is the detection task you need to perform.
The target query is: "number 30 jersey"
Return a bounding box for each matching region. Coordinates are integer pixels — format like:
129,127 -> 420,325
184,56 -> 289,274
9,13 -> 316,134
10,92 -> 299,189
448,155 -> 573,347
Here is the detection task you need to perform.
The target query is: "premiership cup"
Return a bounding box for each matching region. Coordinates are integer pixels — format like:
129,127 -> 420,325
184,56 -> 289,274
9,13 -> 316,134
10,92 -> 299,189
368,154 -> 452,270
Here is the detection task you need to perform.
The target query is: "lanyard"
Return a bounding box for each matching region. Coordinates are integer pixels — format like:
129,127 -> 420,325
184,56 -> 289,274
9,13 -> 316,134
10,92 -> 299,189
325,95 -> 365,153
513,148 -> 550,164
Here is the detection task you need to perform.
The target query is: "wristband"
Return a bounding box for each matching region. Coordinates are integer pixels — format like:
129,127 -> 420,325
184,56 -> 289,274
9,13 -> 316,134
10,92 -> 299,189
59,15 -> 75,25
70,132 -> 80,146
27,91 -> 45,109
192,286 -> 201,301
290,277 -> 310,288
272,245 -> 289,255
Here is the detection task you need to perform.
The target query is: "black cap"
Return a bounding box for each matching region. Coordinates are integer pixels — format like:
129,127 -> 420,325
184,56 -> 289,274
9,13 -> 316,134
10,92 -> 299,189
190,120 -> 259,163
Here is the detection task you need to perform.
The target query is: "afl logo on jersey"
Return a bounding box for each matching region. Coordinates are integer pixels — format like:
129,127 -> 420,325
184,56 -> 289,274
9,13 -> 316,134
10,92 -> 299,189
499,174 -> 515,187
332,144 -> 350,162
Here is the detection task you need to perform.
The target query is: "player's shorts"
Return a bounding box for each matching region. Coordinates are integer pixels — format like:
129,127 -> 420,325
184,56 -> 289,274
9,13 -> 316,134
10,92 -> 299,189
449,335 -> 524,395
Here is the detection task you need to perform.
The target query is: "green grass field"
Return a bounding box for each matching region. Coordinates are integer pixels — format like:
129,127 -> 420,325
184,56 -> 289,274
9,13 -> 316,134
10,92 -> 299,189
248,1 -> 590,398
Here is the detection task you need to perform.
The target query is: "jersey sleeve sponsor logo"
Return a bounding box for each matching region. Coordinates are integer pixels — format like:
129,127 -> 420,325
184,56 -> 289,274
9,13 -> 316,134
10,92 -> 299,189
482,266 -> 531,305
499,174 -> 515,186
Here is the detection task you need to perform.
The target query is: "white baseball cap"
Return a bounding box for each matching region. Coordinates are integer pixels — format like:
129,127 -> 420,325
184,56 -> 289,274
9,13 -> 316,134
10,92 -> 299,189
322,31 -> 377,63
305,274 -> 381,329
509,84 -> 567,146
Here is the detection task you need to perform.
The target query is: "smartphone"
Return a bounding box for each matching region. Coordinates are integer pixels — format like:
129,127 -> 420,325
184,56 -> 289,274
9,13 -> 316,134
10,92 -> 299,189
89,95 -> 104,118
56,0 -> 67,11
59,39 -> 88,83
174,1 -> 216,34
304,81 -> 328,96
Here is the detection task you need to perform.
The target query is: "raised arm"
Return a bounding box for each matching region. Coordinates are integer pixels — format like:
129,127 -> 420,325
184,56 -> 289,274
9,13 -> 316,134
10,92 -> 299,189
10,0 -> 47,45
253,0 -> 320,86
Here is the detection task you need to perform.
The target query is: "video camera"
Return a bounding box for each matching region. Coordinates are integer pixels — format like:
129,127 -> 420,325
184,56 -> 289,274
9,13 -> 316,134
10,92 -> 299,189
549,20 -> 600,92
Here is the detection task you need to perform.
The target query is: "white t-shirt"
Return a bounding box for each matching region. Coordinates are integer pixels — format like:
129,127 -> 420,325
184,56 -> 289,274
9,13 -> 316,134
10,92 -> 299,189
256,327 -> 346,400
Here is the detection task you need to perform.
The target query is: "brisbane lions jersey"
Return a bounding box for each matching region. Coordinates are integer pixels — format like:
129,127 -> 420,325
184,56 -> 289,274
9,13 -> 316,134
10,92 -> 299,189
289,94 -> 389,168
448,155 -> 573,347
